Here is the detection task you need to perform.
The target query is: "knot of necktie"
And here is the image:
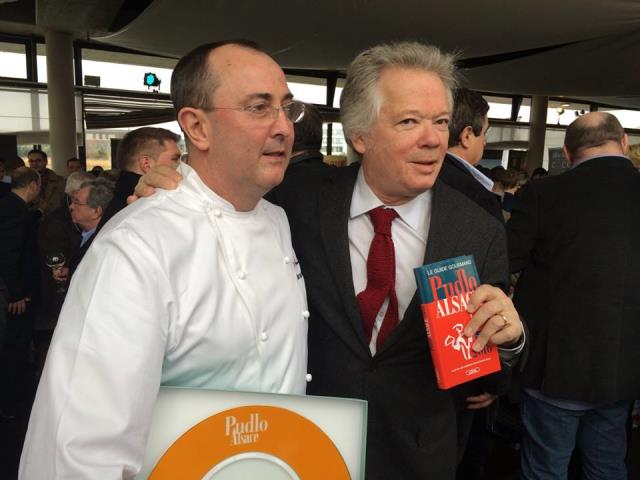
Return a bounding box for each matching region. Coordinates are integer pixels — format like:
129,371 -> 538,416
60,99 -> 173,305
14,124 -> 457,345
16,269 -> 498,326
369,206 -> 398,236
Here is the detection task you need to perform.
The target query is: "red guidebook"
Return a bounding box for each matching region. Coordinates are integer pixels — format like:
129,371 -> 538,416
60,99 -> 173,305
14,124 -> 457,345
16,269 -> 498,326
414,255 -> 501,389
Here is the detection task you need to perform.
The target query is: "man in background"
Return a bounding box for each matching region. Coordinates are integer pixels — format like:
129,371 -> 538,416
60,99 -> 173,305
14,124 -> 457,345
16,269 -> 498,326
508,112 -> 640,479
62,179 -> 114,277
27,149 -> 64,213
0,167 -> 40,419
100,127 -> 181,228
440,88 -> 502,222
35,172 -> 93,368
286,102 -> 325,174
66,157 -> 84,176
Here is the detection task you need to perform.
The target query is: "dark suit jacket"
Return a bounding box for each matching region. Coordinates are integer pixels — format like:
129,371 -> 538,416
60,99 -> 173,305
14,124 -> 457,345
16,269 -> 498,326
508,155 -> 640,403
272,164 -> 508,479
98,170 -> 141,231
439,153 -> 503,223
0,192 -> 39,302
37,201 -> 81,325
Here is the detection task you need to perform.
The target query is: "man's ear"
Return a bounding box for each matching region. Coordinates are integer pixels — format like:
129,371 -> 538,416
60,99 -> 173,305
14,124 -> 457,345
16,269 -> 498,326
460,126 -> 474,149
178,107 -> 210,152
621,133 -> 629,154
139,156 -> 152,174
562,145 -> 573,165
350,133 -> 367,155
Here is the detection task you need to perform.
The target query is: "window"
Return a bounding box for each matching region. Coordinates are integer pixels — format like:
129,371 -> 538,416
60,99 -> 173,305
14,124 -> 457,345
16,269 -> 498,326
600,108 -> 640,130
81,48 -> 177,93
286,75 -> 327,105
547,100 -> 590,126
0,41 -> 27,79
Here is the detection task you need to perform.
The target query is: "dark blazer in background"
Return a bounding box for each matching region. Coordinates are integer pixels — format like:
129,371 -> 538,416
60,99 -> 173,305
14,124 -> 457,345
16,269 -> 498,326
0,192 -> 39,303
37,201 -> 81,327
98,170 -> 141,231
439,153 -> 503,223
271,164 -> 509,480
508,155 -> 640,403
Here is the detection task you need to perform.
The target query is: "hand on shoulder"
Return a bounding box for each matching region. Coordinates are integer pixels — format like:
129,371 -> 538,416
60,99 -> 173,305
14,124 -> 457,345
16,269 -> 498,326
128,165 -> 183,204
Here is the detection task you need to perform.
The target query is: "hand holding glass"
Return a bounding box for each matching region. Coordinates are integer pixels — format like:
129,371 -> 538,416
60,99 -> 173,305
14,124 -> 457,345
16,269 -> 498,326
46,252 -> 67,293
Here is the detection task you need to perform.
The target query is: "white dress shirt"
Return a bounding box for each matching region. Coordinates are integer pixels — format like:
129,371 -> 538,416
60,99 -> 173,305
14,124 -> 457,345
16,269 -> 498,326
19,162 -> 309,479
349,168 -> 432,355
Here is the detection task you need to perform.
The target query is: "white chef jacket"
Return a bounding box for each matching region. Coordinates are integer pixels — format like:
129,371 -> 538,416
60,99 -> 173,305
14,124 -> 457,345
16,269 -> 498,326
19,162 -> 309,479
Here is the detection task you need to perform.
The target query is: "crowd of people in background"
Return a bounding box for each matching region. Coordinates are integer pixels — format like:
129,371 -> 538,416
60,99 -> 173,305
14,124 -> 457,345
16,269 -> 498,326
0,127 -> 182,476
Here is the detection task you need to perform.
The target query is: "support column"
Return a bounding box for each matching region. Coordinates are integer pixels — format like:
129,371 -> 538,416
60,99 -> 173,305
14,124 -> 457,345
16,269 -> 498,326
527,95 -> 548,174
44,30 -> 77,173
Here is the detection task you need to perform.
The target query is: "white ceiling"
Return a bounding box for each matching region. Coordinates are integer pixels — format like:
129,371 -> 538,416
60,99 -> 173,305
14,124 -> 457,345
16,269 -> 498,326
3,1 -> 640,108
91,0 -> 640,108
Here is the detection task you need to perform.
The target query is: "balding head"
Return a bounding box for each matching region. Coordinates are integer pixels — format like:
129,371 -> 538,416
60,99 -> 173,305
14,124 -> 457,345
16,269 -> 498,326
563,112 -> 628,164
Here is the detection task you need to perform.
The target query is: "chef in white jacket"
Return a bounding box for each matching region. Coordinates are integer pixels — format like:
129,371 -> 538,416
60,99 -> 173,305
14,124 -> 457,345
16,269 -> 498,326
20,41 -> 309,479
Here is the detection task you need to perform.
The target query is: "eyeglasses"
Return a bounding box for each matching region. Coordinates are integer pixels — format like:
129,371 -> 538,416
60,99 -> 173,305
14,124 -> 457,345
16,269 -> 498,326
70,198 -> 89,207
205,100 -> 305,123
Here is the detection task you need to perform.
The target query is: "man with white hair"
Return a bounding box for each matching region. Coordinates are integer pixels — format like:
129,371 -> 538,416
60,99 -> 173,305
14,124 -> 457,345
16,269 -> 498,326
35,171 -> 94,365
272,42 -> 524,479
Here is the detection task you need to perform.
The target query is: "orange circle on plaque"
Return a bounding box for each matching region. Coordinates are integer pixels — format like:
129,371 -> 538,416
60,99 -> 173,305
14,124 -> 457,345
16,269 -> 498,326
149,405 -> 350,479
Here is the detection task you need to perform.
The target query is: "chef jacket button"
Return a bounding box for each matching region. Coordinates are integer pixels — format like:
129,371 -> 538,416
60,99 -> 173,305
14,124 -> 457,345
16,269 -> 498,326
302,310 -> 310,319
306,373 -> 312,382
260,331 -> 268,342
213,208 -> 222,218
238,271 -> 247,280
284,256 -> 292,264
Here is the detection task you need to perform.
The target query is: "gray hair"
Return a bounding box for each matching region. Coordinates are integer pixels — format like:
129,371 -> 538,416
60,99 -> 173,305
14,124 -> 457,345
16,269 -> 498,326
79,179 -> 114,210
65,171 -> 94,195
340,41 -> 458,145
11,166 -> 40,190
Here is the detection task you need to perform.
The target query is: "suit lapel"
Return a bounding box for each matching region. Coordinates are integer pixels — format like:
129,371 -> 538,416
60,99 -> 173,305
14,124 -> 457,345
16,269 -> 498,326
423,180 -> 464,264
318,165 -> 372,357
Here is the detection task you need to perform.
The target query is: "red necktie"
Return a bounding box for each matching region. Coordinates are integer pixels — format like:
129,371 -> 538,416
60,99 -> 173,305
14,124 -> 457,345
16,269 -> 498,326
357,206 -> 399,350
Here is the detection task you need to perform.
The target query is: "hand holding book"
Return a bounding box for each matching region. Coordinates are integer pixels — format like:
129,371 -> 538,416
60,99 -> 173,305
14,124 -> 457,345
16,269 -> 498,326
414,255 -> 524,389
465,284 -> 523,352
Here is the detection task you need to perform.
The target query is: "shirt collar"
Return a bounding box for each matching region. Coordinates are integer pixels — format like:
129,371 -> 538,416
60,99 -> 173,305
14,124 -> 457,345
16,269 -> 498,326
572,153 -> 629,169
350,167 -> 432,236
80,227 -> 96,246
178,161 -> 260,215
447,152 -> 494,192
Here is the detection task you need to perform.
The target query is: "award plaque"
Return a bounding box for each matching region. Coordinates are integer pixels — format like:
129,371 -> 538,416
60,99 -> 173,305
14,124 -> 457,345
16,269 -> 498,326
136,387 -> 367,479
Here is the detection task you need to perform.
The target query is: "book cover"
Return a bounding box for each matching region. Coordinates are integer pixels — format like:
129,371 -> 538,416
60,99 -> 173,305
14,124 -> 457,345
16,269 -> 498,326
414,255 -> 501,389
